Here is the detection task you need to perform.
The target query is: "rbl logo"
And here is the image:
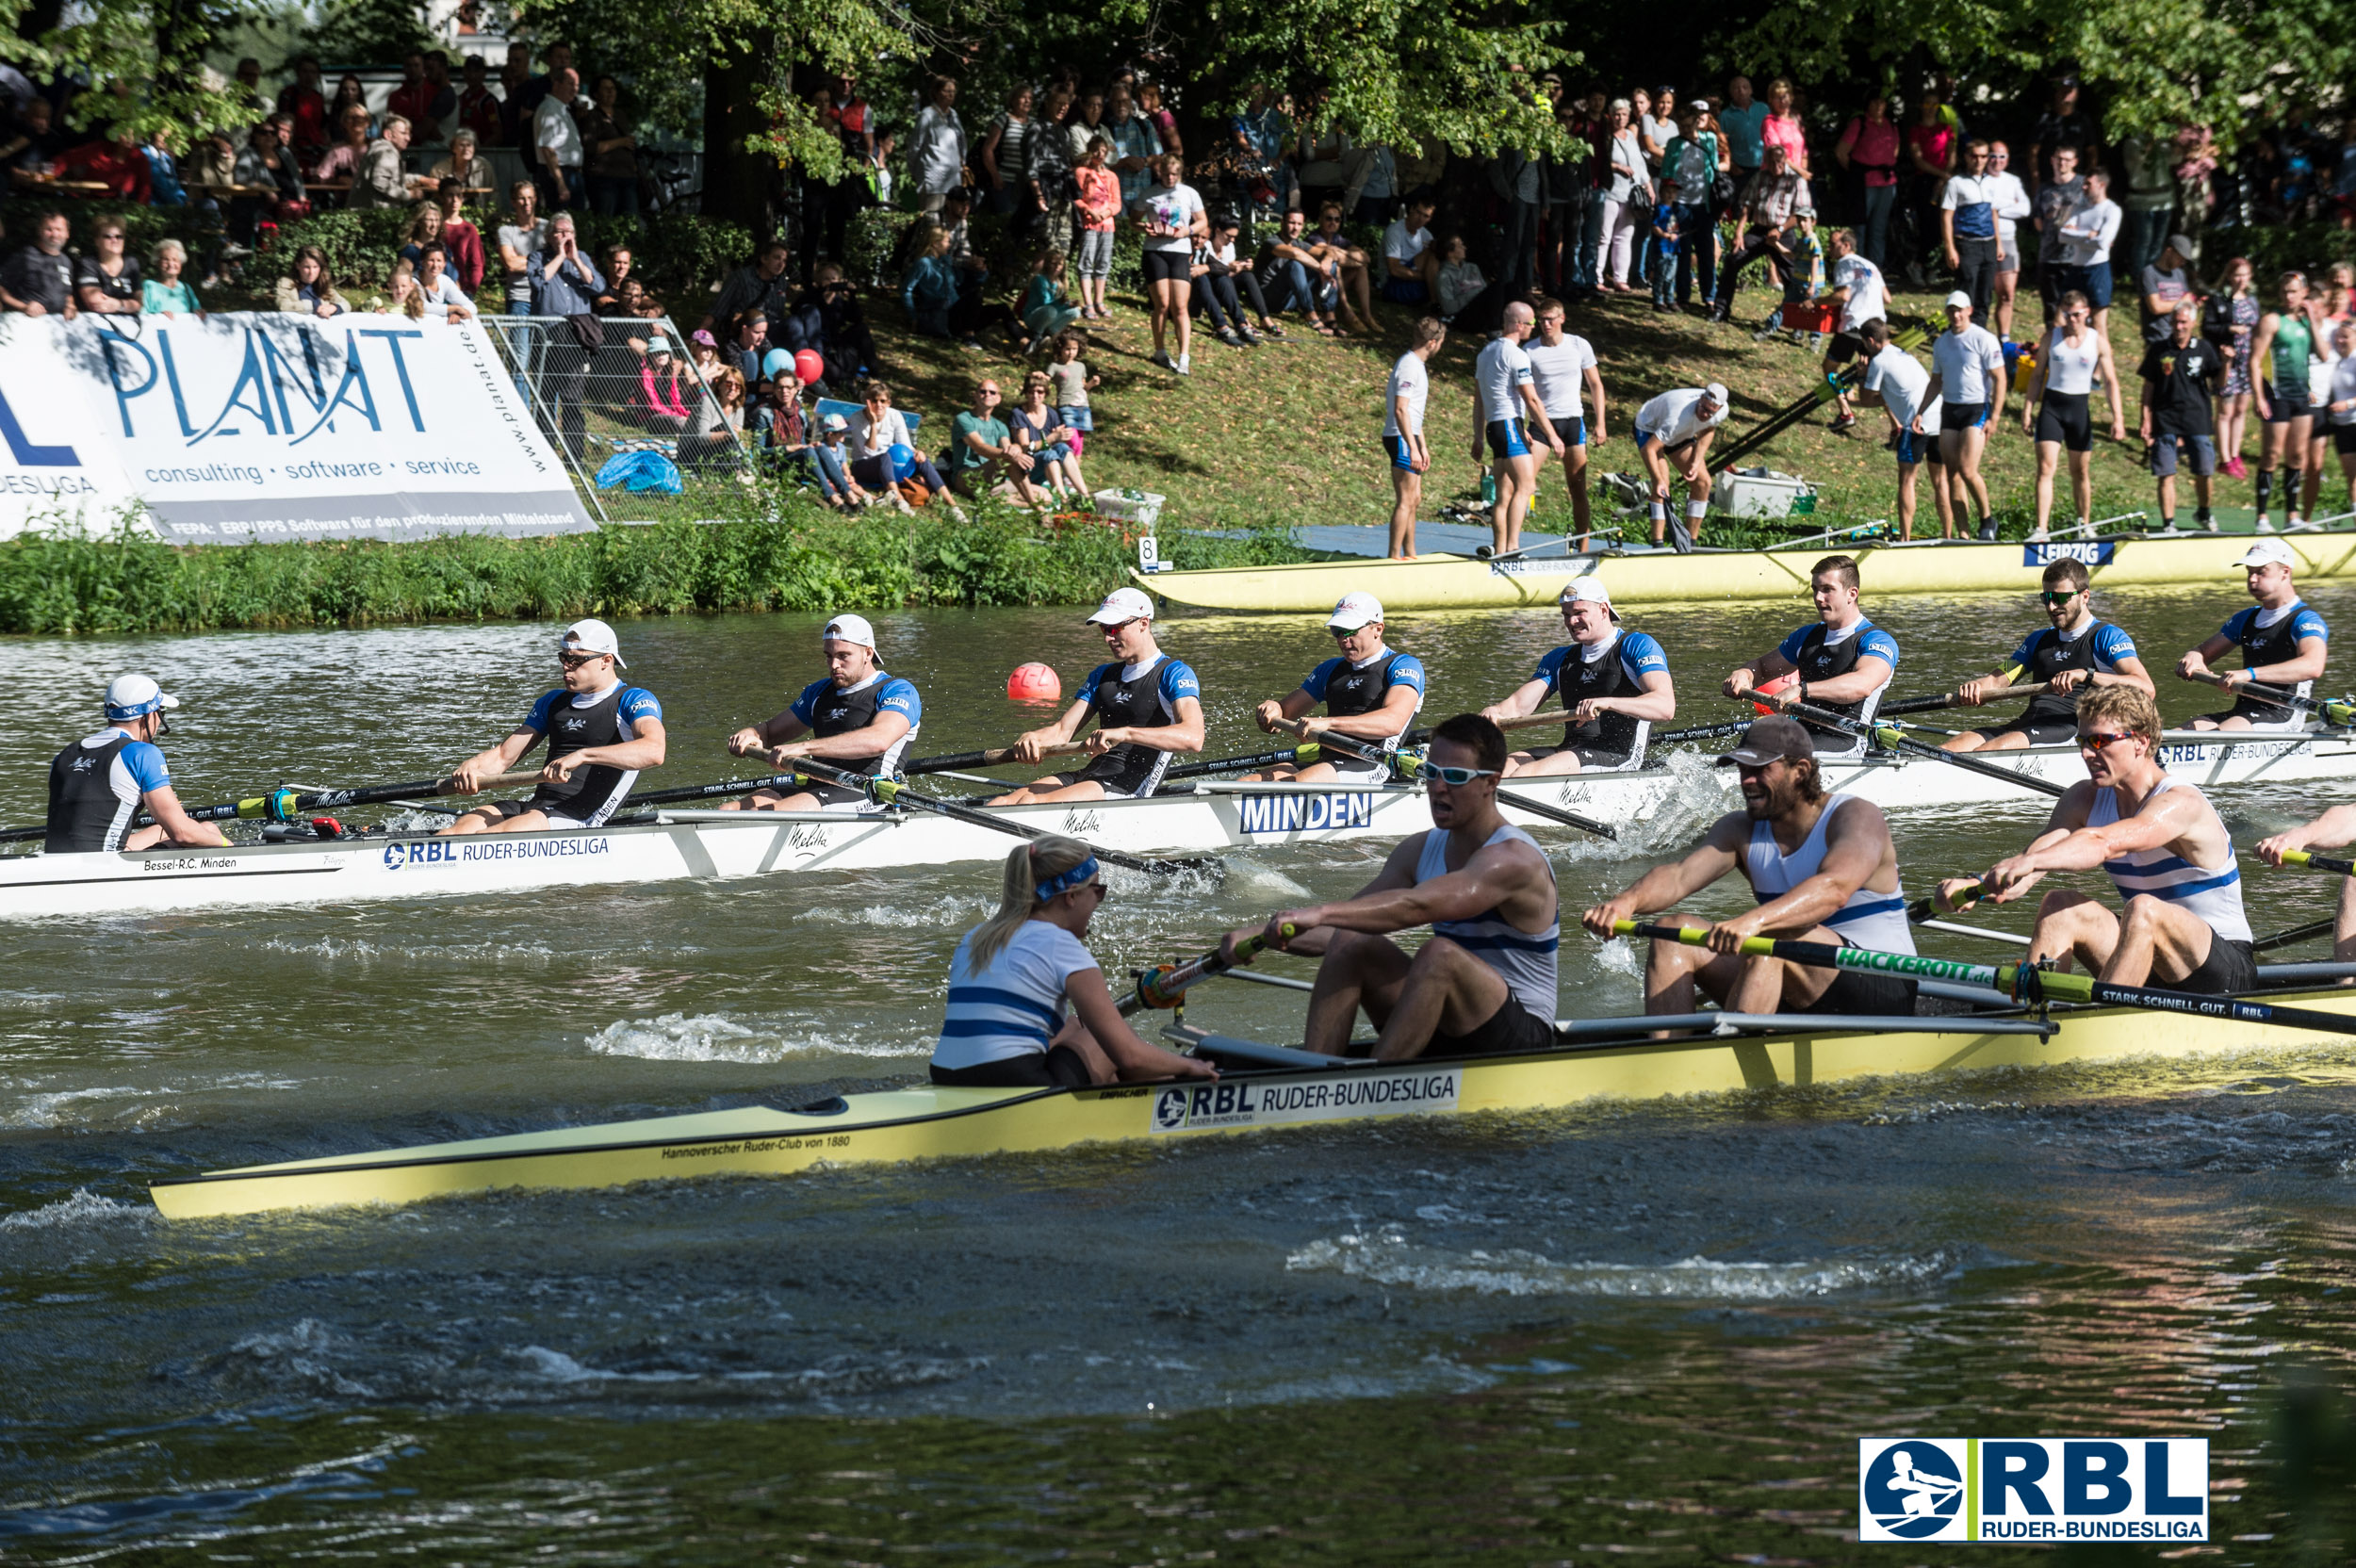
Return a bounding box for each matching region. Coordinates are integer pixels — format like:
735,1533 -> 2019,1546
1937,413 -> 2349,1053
1858,1438 -> 2207,1544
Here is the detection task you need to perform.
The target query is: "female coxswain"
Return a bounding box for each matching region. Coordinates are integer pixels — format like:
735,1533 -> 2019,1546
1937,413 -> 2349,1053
930,837 -> 1218,1088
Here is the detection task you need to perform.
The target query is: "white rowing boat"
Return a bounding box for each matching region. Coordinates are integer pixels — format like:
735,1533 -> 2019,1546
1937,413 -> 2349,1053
6,727 -> 2349,920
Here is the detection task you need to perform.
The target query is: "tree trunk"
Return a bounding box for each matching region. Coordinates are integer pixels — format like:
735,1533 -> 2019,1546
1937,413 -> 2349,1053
702,42 -> 774,234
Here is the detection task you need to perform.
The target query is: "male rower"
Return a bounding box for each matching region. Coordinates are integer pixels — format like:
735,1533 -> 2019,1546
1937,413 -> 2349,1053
1581,714 -> 1917,1018
1723,554 -> 1900,756
1942,557 -> 2152,752
2255,806 -> 2356,962
990,586 -> 1204,804
2178,537 -> 2330,732
721,613 -> 920,810
1481,577 -> 1675,776
1242,591 -> 1425,783
44,676 -> 231,854
1218,714 -> 1561,1060
1527,296 -> 1609,550
1468,300 -> 1562,557
1937,683 -> 2255,993
442,619 -> 666,834
1630,382 -> 1727,551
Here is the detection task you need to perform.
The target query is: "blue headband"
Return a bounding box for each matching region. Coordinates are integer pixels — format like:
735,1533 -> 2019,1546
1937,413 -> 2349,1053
1034,855 -> 1100,901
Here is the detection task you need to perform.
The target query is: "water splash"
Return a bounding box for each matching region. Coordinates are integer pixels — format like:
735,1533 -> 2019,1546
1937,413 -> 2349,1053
585,1011 -> 924,1063
1286,1232 -> 1958,1299
0,1187 -> 153,1231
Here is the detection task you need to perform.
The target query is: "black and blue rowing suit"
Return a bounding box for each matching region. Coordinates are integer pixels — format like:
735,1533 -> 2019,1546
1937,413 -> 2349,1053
2205,600 -> 2329,728
787,671 -> 923,807
46,727 -> 172,853
1979,618 -> 2139,744
1300,647 -> 1425,777
1774,618 -> 1901,756
499,682 -> 663,827
1529,630 -> 1668,769
1068,653 -> 1201,798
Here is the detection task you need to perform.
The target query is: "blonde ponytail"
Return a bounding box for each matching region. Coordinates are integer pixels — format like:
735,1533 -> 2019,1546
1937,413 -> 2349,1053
966,835 -> 1095,969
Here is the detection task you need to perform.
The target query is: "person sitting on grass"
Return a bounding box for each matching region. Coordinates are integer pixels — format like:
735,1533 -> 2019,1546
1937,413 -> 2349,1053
633,336 -> 693,435
1310,201 -> 1375,335
1020,248 -> 1081,355
949,375 -> 1037,500
1010,370 -> 1087,503
809,412 -> 871,511
1190,216 -> 1268,347
847,380 -> 961,515
1382,195 -> 1440,303
901,224 -> 960,339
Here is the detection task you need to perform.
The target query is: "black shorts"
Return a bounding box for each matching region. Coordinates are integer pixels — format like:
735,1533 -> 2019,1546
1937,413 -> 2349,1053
2035,390 -> 2094,452
2172,935 -> 2258,996
1824,331 -> 1865,366
2195,695 -> 2301,727
790,778 -> 867,807
485,795 -> 597,829
1527,743 -> 1633,770
1801,968 -> 1919,1017
930,1044 -> 1092,1087
2335,423 -> 2356,455
2264,380 -> 2313,423
1066,743 -> 1170,800
1141,249 -> 1191,286
1545,415 -> 1587,450
1967,716 -> 2079,746
1426,989 -> 1559,1057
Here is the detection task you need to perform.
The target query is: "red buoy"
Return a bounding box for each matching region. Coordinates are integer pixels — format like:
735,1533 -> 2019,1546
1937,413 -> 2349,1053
1751,672 -> 1797,714
1006,662 -> 1062,702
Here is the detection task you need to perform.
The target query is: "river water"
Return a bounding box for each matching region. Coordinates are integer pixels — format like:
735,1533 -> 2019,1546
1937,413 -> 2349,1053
4,584 -> 2355,1562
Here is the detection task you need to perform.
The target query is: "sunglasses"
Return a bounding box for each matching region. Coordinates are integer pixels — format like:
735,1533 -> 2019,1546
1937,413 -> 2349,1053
558,650 -> 604,668
2039,589 -> 2083,605
2078,730 -> 2135,752
1417,762 -> 1498,786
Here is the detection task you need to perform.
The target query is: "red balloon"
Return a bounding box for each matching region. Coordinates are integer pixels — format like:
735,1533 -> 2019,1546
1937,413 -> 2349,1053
793,349 -> 824,385
1006,662 -> 1062,702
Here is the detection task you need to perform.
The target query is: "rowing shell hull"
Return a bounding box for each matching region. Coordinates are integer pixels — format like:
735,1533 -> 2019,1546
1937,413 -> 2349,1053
8,730 -> 2351,920
1138,529 -> 2356,612
150,988 -> 2356,1218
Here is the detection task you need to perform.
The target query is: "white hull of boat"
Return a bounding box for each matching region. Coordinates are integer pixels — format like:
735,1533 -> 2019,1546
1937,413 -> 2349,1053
4,728 -> 2348,919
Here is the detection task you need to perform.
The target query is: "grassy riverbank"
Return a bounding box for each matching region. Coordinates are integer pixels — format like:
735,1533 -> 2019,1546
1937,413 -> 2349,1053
0,506 -> 1302,636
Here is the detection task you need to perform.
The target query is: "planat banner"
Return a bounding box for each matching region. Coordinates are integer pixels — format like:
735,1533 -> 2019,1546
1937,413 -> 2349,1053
0,312 -> 594,543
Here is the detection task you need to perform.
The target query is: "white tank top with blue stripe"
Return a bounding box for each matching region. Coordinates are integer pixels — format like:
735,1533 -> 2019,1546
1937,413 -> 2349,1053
1417,824 -> 1560,1019
1743,793 -> 1915,953
2087,779 -> 2252,942
932,920 -> 1097,1070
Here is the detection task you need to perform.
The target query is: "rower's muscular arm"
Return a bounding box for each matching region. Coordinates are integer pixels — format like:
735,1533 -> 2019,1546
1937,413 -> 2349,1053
1312,680 -> 1424,742
1583,669 -> 1676,725
1220,834 -> 1423,962
1990,781 -> 2202,882
140,785 -> 231,848
1266,838 -> 1550,947
1064,967 -> 1217,1081
1254,689 -> 1317,733
1579,813 -> 1747,937
1957,664 -> 2021,706
546,717 -> 666,781
771,710 -> 911,763
1789,653 -> 1891,708
1092,694 -> 1204,755
1009,694 -> 1092,762
451,726 -> 544,793
2258,804 -> 2356,864
1958,786 -> 2093,906
1711,799 -> 1890,946
1480,678 -> 1551,725
2251,633 -> 2328,688
728,710 -> 808,756
2176,632 -> 2234,680
1724,647 -> 1795,699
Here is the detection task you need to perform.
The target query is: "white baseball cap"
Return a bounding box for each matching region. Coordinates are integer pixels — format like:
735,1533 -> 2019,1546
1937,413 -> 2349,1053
823,612 -> 876,648
560,617 -> 627,668
1944,290 -> 1973,310
1326,591 -> 1384,631
1559,576 -> 1619,619
104,674 -> 180,721
1085,586 -> 1156,625
1704,382 -> 1728,406
2233,538 -> 2298,571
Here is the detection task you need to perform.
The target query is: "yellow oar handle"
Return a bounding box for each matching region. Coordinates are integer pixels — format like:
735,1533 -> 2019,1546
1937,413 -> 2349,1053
2282,850 -> 2314,869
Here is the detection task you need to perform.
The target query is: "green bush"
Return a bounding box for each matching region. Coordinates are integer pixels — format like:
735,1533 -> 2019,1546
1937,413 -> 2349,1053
272,205 -> 416,289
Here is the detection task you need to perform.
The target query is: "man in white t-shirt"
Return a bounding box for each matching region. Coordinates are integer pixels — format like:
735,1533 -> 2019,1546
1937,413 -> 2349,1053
1856,319 -> 1949,541
1381,196 -> 1440,305
1817,227 -> 1888,434
1985,141 -> 2033,341
1383,317 -> 1447,558
1631,383 -> 1727,551
2055,169 -> 2123,334
1526,296 -> 1610,549
1923,291 -> 2008,538
1468,301 -> 1562,556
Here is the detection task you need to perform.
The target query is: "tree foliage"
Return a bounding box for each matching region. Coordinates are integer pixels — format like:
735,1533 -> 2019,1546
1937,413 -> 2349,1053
2,0 -> 264,140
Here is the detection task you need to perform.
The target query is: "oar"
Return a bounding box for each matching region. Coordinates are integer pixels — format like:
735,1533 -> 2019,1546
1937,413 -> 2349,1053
1879,680 -> 2053,718
0,768 -> 548,845
2278,849 -> 2356,876
1160,743 -> 1321,781
1646,716 -> 1759,747
1617,920 -> 2356,1036
1268,719 -> 1615,839
778,756 -> 1213,876
2183,668 -> 2355,727
2254,917 -> 2336,956
1780,696 -> 2067,798
902,740 -> 1091,776
1120,934 -> 1272,1014
620,772 -> 815,810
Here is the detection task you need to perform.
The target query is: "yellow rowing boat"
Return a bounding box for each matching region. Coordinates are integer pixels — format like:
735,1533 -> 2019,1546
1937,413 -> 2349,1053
1139,528 -> 2356,612
149,988 -> 2356,1219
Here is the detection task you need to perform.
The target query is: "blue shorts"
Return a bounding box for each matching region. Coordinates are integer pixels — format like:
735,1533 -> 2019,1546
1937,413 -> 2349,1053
1384,434 -> 1419,470
1635,426 -> 1693,453
1056,403 -> 1094,433
1895,427 -> 1945,466
1485,418 -> 1531,460
2150,433 -> 2217,477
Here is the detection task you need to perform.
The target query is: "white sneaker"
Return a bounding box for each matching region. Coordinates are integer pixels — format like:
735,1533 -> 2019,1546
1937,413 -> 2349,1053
2201,514 -> 2217,532
1175,353 -> 1190,376
2028,527 -> 2050,541
2255,514 -> 2276,531
2289,515 -> 2317,531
